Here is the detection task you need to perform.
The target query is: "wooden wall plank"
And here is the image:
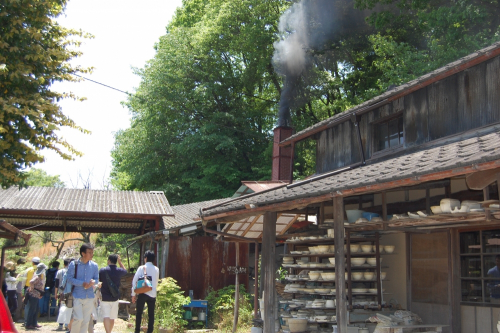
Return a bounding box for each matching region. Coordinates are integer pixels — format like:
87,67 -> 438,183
461,305 -> 476,333
262,212 -> 277,333
428,75 -> 459,140
404,87 -> 428,147
486,56 -> 500,122
476,306 -> 492,333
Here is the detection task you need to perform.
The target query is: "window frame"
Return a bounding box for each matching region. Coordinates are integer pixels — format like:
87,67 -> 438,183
459,228 -> 500,307
371,112 -> 405,157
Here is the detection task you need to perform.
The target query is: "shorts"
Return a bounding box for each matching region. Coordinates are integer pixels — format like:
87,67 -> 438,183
100,300 -> 119,320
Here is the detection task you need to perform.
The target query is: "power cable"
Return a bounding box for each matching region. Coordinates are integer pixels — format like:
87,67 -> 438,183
73,73 -> 132,96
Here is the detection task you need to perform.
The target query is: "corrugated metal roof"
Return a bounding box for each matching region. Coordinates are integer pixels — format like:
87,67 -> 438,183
202,125 -> 500,218
162,198 -> 230,229
0,187 -> 174,215
282,41 -> 500,145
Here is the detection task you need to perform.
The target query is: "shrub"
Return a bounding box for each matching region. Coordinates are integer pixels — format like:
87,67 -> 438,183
206,285 -> 254,332
154,277 -> 191,333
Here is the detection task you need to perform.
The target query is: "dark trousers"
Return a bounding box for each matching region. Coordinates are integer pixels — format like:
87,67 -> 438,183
135,294 -> 156,333
7,290 -> 18,315
27,295 -> 40,327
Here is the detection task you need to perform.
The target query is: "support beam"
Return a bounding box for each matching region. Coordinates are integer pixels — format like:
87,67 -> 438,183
262,212 -> 277,333
254,242 -> 259,319
466,168 -> 500,190
333,196 -> 347,333
233,242 -> 240,333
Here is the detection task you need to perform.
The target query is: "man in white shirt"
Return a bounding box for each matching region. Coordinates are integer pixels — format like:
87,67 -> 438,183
131,250 -> 159,333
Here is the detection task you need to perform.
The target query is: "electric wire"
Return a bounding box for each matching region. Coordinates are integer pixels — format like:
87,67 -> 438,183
73,73 -> 132,96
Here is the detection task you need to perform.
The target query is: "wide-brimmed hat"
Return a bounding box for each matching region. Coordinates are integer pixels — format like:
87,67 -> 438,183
35,263 -> 47,275
32,257 -> 41,264
5,261 -> 15,271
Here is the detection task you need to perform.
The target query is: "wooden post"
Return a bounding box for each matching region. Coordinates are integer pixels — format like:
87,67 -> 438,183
161,234 -> 169,278
426,189 -> 431,215
375,231 -> 382,306
484,187 -> 491,221
254,242 -> 259,319
334,196 -> 347,333
262,212 -> 277,333
233,242 -> 240,333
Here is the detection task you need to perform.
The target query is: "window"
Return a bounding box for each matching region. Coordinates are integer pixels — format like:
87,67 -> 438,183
460,229 -> 500,304
373,115 -> 404,152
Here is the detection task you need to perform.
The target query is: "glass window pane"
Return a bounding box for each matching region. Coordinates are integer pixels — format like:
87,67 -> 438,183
461,280 -> 483,302
460,231 -> 480,254
461,256 -> 482,278
374,123 -> 388,152
398,116 -> 404,145
482,230 -> 500,253
388,119 -> 399,147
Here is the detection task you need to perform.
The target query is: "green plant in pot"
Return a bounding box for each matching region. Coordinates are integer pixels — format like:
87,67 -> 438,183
155,277 -> 191,333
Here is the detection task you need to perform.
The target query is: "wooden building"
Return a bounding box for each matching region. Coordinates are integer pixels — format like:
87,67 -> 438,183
201,41 -> 500,333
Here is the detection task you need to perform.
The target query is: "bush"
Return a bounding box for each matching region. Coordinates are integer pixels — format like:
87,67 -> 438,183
154,277 -> 191,333
206,285 -> 254,332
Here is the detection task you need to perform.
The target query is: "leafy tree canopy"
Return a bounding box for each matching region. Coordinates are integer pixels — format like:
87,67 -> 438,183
24,168 -> 65,187
111,0 -> 500,205
0,0 -> 92,187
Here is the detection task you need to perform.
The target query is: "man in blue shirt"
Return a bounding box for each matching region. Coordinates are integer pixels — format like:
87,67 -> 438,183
99,254 -> 127,333
67,243 -> 99,333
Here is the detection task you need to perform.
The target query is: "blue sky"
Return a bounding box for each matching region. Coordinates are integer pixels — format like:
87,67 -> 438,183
39,0 -> 183,188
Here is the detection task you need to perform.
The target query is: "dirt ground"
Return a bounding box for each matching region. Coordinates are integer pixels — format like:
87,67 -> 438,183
14,317 -> 133,333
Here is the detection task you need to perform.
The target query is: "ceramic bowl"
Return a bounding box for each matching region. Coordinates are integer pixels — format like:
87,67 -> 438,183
327,229 -> 335,238
328,257 -> 336,265
315,288 -> 331,293
321,272 -> 335,280
431,205 -> 443,214
346,209 -> 364,223
368,288 -> 378,294
351,257 -> 366,266
308,272 -> 321,281
309,246 -> 317,254
316,245 -> 330,253
361,245 -> 372,253
363,272 -> 374,280
367,257 -> 382,266
352,272 -> 363,280
329,245 -> 335,252
440,198 -> 460,213
384,245 -> 395,253
350,244 -> 360,253
381,272 -> 387,280
352,288 -> 368,293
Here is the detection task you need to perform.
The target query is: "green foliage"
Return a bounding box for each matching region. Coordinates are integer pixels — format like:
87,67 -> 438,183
206,284 -> 253,332
154,277 -> 191,333
111,0 -> 288,205
24,168 -> 65,188
0,0 -> 92,187
111,0 -> 500,201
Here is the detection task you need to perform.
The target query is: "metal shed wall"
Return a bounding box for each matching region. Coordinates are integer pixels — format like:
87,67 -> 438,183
166,236 -> 249,299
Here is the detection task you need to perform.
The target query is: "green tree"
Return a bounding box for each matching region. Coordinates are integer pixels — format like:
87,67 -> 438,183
0,0 -> 92,187
111,0 -> 288,204
24,168 -> 65,187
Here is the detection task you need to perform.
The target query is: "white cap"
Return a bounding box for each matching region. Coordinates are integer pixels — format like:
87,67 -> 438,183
32,257 -> 41,263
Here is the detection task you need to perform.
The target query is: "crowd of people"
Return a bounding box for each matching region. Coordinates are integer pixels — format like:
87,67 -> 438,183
2,243 -> 159,333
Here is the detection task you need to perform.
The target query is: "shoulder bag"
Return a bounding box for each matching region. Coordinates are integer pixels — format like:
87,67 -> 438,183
134,266 -> 152,294
105,271 -> 120,298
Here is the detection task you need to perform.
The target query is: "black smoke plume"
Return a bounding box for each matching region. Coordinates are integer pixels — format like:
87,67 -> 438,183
273,0 -> 372,127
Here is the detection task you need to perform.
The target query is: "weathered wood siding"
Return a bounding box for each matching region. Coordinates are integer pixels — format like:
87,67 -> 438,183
316,56 -> 500,174
166,236 -> 249,299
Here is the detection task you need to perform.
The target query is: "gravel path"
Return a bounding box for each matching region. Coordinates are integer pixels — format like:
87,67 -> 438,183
14,318 -> 133,333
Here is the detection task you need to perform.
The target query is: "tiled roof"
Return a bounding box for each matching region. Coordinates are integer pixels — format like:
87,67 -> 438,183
0,187 -> 174,216
162,198 -> 230,229
281,41 -> 500,145
202,126 -> 500,218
